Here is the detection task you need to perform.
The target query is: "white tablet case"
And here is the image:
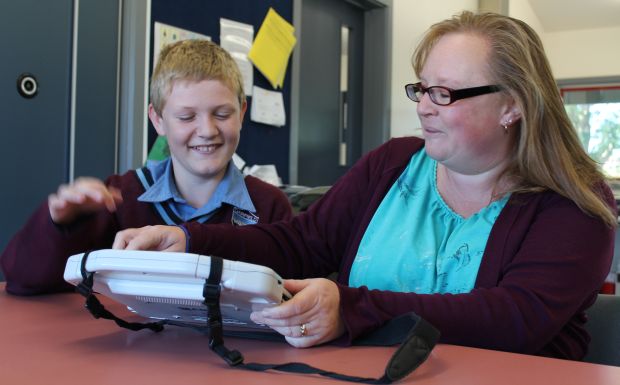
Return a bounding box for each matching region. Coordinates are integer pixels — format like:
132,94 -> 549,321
64,249 -> 290,331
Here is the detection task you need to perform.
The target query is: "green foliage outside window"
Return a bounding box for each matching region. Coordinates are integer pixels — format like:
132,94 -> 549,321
564,91 -> 620,178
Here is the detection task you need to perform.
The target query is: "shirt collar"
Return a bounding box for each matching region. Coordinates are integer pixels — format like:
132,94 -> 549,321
138,158 -> 181,203
198,161 -> 256,216
138,158 -> 256,220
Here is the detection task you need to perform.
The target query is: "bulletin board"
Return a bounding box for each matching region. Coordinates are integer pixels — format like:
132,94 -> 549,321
150,0 -> 293,183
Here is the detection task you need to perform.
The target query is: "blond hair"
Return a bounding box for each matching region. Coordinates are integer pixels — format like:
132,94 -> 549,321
150,39 -> 245,115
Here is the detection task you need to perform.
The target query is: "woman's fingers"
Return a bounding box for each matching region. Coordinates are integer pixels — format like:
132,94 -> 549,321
113,225 -> 186,252
250,278 -> 345,348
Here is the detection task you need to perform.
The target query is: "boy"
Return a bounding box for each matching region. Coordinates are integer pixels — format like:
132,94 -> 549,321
1,40 -> 293,295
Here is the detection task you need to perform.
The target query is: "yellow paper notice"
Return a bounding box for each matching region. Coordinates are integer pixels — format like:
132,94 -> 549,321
248,8 -> 297,89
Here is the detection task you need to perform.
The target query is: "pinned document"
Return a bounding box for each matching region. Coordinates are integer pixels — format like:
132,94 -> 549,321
220,18 -> 254,96
250,86 -> 286,127
248,8 -> 296,89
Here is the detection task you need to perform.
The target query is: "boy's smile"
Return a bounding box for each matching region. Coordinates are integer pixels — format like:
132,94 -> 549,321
190,144 -> 221,154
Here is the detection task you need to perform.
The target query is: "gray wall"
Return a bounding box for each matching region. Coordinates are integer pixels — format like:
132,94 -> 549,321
0,0 -> 120,281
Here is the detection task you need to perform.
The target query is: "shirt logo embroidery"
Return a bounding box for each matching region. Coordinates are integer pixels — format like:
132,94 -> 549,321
231,207 -> 259,226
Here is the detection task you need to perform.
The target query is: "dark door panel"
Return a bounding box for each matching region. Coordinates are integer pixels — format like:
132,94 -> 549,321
298,0 -> 364,186
0,0 -> 73,262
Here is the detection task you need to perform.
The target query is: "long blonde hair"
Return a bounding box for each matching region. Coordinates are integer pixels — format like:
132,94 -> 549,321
413,11 -> 616,227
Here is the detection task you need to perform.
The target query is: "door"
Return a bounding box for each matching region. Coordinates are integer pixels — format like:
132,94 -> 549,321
297,0 -> 365,186
0,1 -> 73,275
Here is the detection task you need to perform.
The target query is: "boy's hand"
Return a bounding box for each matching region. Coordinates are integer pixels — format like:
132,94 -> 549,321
48,177 -> 123,225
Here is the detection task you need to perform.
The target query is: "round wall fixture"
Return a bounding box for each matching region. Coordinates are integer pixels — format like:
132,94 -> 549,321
17,73 -> 39,99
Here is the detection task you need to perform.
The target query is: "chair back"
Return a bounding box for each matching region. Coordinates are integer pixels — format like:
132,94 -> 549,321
583,294 -> 620,366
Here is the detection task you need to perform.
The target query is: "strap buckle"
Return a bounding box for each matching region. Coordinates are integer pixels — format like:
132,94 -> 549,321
213,344 -> 244,366
203,282 -> 221,307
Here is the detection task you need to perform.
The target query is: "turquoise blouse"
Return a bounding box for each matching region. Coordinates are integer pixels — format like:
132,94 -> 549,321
349,150 -> 509,294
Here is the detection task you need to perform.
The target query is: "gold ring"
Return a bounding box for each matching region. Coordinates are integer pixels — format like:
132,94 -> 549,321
300,323 -> 307,337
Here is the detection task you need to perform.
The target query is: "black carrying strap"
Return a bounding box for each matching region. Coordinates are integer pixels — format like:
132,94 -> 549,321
75,251 -> 164,332
76,252 -> 440,383
198,256 -> 440,383
202,256 -> 244,365
228,312 -> 439,384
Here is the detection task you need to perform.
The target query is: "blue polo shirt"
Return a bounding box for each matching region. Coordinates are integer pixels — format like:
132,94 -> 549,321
137,158 -> 256,224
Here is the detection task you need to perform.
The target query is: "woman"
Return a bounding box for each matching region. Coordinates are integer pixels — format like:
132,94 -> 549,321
113,12 -> 616,360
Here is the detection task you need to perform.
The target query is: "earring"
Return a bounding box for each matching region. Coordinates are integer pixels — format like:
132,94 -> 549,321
502,119 -> 512,133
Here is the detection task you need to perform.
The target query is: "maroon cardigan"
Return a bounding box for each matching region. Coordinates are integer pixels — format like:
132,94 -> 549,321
1,172 -> 292,295
185,137 -> 615,360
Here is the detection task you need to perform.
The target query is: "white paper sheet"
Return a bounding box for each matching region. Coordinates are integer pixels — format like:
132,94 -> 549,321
250,86 -> 286,127
220,18 -> 254,96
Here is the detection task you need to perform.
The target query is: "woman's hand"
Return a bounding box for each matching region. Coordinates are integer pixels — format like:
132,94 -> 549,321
250,278 -> 346,348
48,177 -> 123,225
112,225 -> 186,252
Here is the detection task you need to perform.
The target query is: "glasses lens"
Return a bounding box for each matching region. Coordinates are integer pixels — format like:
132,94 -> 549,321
414,87 -> 424,102
405,84 -> 418,101
429,87 -> 451,105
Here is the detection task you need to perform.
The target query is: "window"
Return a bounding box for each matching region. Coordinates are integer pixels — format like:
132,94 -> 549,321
561,85 -> 620,180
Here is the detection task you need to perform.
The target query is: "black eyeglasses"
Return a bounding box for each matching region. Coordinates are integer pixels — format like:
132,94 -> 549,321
404,82 -> 502,106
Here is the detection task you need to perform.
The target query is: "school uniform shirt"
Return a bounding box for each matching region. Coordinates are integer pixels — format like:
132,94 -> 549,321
181,137 -> 616,361
137,158 -> 261,225
1,161 -> 292,295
